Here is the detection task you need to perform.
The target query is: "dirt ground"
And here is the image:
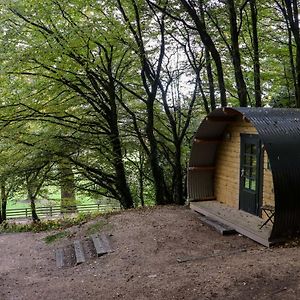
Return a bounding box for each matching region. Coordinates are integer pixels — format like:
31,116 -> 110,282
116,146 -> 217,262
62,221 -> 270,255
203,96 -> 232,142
1,205 -> 300,300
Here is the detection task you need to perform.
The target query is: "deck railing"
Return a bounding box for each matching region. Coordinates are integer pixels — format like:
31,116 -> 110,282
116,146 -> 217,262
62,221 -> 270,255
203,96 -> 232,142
5,203 -> 121,219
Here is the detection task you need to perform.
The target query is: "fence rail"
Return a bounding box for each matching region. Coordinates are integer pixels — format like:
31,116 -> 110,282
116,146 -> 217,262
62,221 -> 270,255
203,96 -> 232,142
5,203 -> 121,220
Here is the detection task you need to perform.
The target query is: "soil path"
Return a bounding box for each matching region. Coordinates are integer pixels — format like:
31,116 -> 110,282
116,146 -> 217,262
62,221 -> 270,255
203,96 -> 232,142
0,206 -> 300,299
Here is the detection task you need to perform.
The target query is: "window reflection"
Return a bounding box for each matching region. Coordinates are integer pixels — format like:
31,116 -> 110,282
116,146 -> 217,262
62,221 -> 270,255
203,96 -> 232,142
242,142 -> 257,191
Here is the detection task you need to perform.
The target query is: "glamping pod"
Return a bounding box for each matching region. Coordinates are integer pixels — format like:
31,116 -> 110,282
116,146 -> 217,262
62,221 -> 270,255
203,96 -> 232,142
188,107 -> 300,246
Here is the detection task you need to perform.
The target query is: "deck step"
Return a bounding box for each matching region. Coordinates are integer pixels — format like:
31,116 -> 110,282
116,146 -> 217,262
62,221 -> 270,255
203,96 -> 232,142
73,240 -> 86,265
55,248 -> 64,268
198,214 -> 236,235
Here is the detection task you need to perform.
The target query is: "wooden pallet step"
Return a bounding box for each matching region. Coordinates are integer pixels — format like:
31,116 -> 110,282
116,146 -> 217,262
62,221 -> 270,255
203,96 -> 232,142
55,248 -> 64,268
91,234 -> 108,257
73,240 -> 86,265
198,214 -> 236,235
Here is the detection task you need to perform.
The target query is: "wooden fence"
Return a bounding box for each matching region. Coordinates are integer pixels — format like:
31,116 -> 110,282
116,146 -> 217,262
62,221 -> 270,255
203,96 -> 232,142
5,203 -> 121,220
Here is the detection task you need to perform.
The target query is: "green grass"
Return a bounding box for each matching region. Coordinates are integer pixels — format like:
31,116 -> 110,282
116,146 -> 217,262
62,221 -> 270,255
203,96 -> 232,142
44,231 -> 70,244
7,201 -> 29,210
86,219 -> 111,235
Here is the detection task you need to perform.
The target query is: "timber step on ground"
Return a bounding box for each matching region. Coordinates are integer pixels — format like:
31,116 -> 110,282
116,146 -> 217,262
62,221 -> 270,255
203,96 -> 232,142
74,240 -> 86,265
91,233 -> 113,257
55,233 -> 113,268
197,214 -> 236,235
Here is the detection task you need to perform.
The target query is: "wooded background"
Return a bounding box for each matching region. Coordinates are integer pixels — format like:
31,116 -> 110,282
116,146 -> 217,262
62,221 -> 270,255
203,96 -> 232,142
0,0 -> 298,220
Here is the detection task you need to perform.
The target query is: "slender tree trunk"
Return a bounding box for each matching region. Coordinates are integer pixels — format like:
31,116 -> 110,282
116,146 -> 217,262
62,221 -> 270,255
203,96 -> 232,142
250,0 -> 262,107
26,178 -> 40,222
205,50 -> 216,111
227,0 -> 248,107
173,142 -> 184,205
59,159 -> 77,213
138,152 -> 145,207
200,1 -> 216,111
295,54 -> 300,107
283,0 -> 300,107
27,185 -> 40,222
1,181 -> 7,221
284,64 -> 292,103
291,0 -> 300,108
287,23 -> 298,102
138,169 -> 144,207
198,75 -> 210,114
30,196 -> 40,222
180,0 -> 227,107
1,200 -> 6,221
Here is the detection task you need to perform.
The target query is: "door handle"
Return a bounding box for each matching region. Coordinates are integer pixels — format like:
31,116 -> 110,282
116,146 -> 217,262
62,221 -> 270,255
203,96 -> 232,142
241,169 -> 245,177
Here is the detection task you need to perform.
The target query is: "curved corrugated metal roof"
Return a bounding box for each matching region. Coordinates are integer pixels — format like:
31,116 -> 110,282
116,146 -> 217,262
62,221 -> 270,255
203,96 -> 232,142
188,107 -> 300,242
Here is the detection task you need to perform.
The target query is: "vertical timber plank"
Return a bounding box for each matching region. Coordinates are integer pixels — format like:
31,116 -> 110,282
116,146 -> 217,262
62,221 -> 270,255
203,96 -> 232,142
73,240 -> 86,265
100,234 -> 113,253
91,234 -> 108,257
56,248 -> 64,268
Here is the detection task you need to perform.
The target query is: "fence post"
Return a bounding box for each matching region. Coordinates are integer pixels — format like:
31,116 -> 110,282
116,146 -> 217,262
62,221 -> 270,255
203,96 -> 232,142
25,208 -> 28,218
50,206 -> 52,217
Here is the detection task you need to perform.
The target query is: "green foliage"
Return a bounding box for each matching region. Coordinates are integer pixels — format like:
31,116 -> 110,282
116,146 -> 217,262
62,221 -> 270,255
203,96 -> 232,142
270,87 -> 296,108
0,211 -> 105,233
0,0 -> 299,210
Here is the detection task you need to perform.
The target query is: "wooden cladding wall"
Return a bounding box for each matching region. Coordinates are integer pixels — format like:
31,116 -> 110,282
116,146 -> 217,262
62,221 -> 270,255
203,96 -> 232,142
214,118 -> 275,212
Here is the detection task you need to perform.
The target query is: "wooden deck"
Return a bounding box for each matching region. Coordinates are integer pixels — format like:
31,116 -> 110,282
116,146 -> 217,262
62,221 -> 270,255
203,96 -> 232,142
190,201 -> 273,247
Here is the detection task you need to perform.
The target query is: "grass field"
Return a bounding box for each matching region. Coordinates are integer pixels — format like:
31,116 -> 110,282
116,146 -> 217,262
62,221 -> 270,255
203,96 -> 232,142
7,186 -> 116,210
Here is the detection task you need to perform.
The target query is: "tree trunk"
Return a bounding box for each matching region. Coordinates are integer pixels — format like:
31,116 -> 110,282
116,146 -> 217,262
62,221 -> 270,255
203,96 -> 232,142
30,196 -> 40,222
1,181 -> 7,222
283,0 -> 300,107
200,1 -> 216,111
227,0 -> 248,107
180,0 -> 227,107
205,50 -> 216,111
295,53 -> 300,107
59,159 -> 77,213
138,169 -> 145,207
198,75 -> 210,114
109,89 -> 134,209
1,199 -> 6,221
173,143 -> 185,205
111,133 -> 135,209
27,179 -> 40,222
250,0 -> 262,107
287,23 -> 298,102
138,152 -> 145,207
291,0 -> 300,108
146,99 -> 171,205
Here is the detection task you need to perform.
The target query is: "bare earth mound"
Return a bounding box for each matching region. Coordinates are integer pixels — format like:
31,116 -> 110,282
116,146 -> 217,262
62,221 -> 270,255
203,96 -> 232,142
1,206 -> 300,300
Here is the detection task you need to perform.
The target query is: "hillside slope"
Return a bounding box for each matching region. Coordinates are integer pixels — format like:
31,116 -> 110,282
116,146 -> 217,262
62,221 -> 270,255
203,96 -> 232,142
0,206 -> 299,299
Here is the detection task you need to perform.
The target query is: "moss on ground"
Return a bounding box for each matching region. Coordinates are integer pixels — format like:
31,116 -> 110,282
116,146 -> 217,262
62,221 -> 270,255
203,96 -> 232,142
44,231 -> 70,244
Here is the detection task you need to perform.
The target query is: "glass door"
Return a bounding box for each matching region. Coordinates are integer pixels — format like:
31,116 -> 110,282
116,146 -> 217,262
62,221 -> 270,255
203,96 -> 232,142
239,134 -> 262,216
